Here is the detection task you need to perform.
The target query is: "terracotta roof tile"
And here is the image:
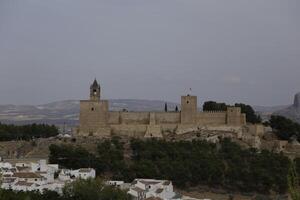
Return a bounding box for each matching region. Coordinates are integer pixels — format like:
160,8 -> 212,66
13,172 -> 42,179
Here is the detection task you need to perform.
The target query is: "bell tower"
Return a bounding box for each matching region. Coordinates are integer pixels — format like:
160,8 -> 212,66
90,79 -> 100,101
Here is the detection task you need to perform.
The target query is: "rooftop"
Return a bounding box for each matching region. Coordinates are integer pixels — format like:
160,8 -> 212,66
13,172 -> 43,179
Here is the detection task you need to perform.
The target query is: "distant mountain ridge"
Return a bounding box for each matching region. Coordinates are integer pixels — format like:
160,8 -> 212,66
253,92 -> 300,124
0,99 -> 179,125
253,105 -> 289,114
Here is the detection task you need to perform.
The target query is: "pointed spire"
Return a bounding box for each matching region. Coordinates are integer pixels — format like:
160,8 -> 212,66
91,78 -> 99,88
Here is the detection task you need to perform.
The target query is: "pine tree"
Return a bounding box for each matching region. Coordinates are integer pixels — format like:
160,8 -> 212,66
164,103 -> 168,112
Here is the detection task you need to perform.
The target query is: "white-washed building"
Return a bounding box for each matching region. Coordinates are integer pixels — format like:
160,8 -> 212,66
69,168 -> 96,180
0,159 -> 96,194
128,179 -> 181,200
106,180 -> 130,190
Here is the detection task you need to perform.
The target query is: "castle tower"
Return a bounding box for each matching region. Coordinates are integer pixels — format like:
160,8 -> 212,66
90,79 -> 100,101
180,95 -> 197,124
79,79 -> 109,136
226,107 -> 245,126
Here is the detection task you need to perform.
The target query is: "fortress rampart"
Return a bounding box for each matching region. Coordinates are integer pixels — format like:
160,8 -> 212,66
78,80 -> 246,137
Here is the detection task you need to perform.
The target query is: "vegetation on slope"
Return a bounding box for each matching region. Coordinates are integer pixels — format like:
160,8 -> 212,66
288,160 -> 300,200
0,123 -> 59,141
49,138 -> 292,194
268,115 -> 300,141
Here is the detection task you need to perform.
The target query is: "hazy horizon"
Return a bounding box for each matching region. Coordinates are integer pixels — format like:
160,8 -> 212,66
1,0 -> 299,106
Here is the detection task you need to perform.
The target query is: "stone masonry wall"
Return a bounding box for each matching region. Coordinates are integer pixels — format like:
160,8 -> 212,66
79,100 -> 108,135
197,112 -> 227,125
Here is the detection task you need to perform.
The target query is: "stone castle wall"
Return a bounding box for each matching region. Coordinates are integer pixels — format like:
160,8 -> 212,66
197,112 -> 227,125
155,112 -> 180,124
104,111 -> 243,127
79,109 -> 246,137
78,81 -> 247,137
107,112 -> 181,125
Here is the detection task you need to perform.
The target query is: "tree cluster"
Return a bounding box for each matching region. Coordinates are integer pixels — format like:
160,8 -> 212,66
203,101 -> 227,111
268,115 -> 300,142
202,101 -> 261,123
49,137 -> 130,181
0,123 -> 59,141
49,138 -> 292,194
235,103 -> 262,124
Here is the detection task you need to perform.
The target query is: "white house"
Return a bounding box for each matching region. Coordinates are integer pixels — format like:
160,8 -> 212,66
106,180 -> 130,190
70,168 -> 96,180
0,162 -> 13,169
0,159 -> 96,194
12,181 -> 41,192
1,172 -> 45,191
128,179 -> 181,200
37,181 -> 66,194
1,175 -> 17,190
12,172 -> 46,185
30,160 -> 59,182
58,169 -> 72,181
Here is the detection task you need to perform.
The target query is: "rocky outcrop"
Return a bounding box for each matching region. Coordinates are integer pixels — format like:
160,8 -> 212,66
274,92 -> 300,124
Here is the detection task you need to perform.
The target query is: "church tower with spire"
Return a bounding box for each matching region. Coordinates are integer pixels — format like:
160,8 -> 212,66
90,79 -> 101,101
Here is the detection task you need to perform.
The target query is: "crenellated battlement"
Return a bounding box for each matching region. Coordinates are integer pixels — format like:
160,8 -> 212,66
203,110 -> 227,113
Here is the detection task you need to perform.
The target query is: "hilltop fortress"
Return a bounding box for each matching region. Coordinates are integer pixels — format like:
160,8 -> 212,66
78,80 -> 247,137
1,80 -> 300,161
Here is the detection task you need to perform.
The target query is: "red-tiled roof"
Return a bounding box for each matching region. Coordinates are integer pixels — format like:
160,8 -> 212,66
15,181 -> 34,186
13,172 -> 42,179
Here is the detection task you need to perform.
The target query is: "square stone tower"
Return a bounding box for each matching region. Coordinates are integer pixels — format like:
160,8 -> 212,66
79,79 -> 109,136
181,95 -> 197,124
226,107 -> 245,126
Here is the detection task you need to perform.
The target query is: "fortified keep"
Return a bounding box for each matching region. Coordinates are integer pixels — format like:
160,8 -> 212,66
79,80 -> 246,137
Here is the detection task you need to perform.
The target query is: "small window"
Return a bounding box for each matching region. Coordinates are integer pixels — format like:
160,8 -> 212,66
187,101 -> 189,104
91,107 -> 94,111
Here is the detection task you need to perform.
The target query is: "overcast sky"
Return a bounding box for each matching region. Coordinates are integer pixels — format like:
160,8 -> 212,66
0,0 -> 299,106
